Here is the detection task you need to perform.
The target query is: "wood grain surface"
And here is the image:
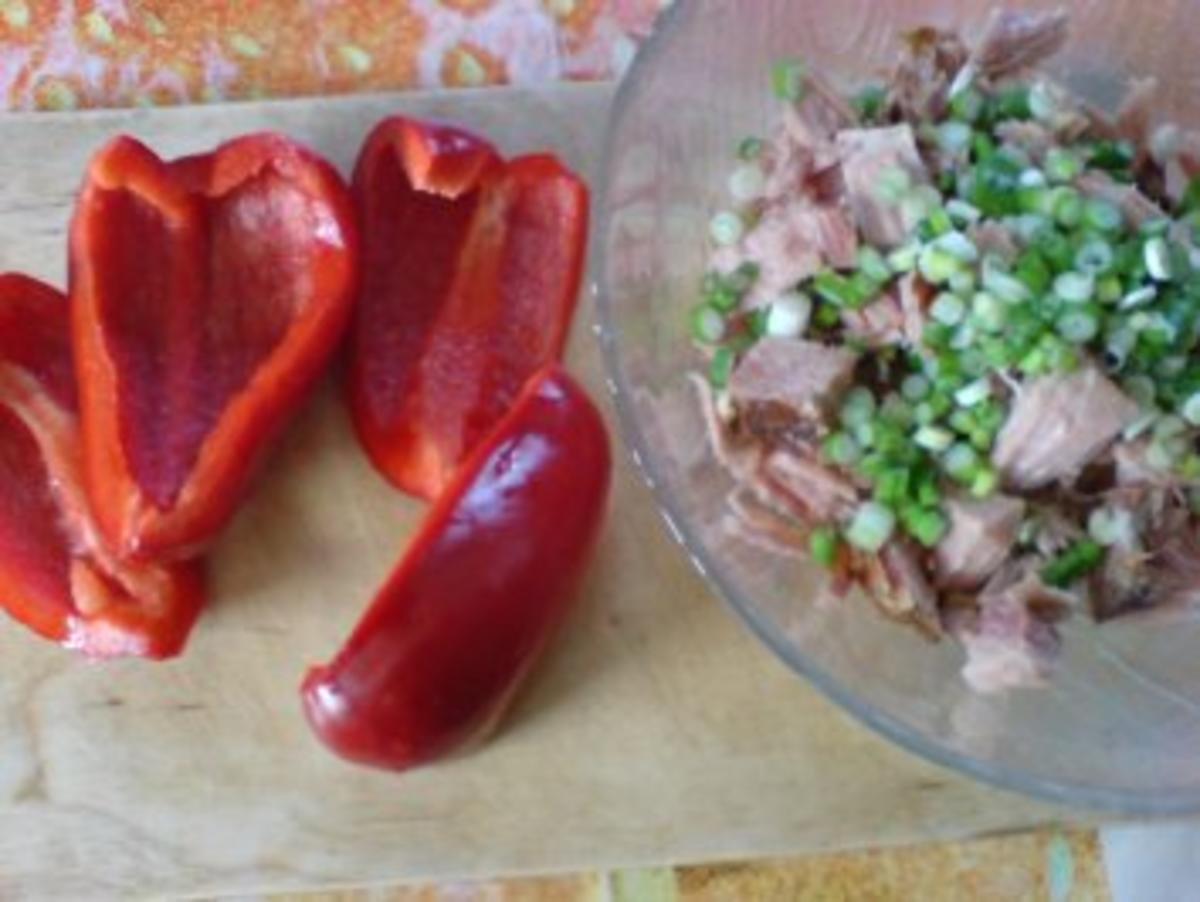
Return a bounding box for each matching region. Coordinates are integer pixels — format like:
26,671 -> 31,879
0,83 -> 1068,900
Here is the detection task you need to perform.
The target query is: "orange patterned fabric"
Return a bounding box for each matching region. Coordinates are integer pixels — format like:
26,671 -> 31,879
0,0 -> 665,111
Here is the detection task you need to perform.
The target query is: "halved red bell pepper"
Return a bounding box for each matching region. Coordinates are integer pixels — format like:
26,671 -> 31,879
347,116 -> 589,501
302,364 -> 611,771
0,274 -> 204,658
70,132 -> 358,561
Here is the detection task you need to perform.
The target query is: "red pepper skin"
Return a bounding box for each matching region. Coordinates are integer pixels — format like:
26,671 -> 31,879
0,274 -> 204,659
348,116 -> 589,501
302,365 -> 611,771
70,133 -> 358,561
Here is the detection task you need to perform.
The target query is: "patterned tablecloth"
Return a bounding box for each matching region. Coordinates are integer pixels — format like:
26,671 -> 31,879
0,0 -> 661,110
0,3 -> 1155,899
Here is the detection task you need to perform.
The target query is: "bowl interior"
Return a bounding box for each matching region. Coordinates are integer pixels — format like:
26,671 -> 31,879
596,0 -> 1200,811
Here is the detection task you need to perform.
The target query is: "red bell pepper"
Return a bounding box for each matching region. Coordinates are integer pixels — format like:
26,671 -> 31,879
302,364 -> 611,771
70,132 -> 358,561
347,116 -> 589,501
0,274 -> 204,658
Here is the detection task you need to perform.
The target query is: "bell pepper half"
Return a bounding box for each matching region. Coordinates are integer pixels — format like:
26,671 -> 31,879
0,274 -> 204,658
347,116 -> 589,501
70,132 -> 359,561
302,364 -> 611,771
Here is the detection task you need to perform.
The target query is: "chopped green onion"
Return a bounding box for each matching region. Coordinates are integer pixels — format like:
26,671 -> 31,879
736,136 -> 764,161
848,272 -> 882,308
919,245 -> 963,284
904,506 -> 949,548
1096,275 -> 1123,304
902,374 -> 931,401
709,347 -> 736,389
1159,355 -> 1188,378
765,292 -> 813,338
1145,236 -> 1173,281
1041,538 -> 1105,588
857,246 -> 893,284
901,185 -> 943,228
914,425 -> 955,452
982,258 -> 1032,304
1179,176 -> 1200,216
1031,78 -> 1059,122
943,442 -> 979,479
1020,168 -> 1048,189
1075,239 -> 1114,275
992,85 -> 1033,121
1044,147 -> 1082,183
1120,285 -> 1158,310
772,58 -> 807,101
823,431 -> 862,467
727,261 -> 760,294
1155,414 -> 1188,442
709,211 -> 745,246
927,207 -> 955,238
1140,217 -> 1172,238
1179,454 -> 1200,481
1010,213 -> 1051,243
881,393 -> 914,426
972,131 -> 996,163
971,291 -> 1007,332
1182,392 -> 1200,426
812,271 -> 856,307
1018,184 -> 1051,216
887,240 -> 921,272
746,308 -> 770,340
1052,187 -> 1084,228
809,527 -> 841,567
949,268 -> 978,297
1057,309 -> 1100,344
1122,374 -> 1157,408
969,466 -> 1000,498
934,230 -> 979,263
1013,250 -> 1052,296
1084,198 -> 1123,233
849,422 -> 878,451
1089,140 -> 1135,173
874,468 -> 911,506
955,378 -> 992,408
845,502 -> 897,553
729,164 -> 766,201
1054,271 -> 1095,303
938,121 -> 973,155
946,199 -> 982,226
949,87 -> 985,123
813,302 -> 841,329
690,304 -> 726,344
840,386 -> 877,427
931,292 -> 967,326
1087,506 -> 1133,547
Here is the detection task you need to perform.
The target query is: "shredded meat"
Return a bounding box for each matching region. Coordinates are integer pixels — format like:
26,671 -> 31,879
992,367 -> 1140,491
967,8 -> 1069,82
837,125 -> 931,247
729,338 -> 859,422
890,26 -> 969,122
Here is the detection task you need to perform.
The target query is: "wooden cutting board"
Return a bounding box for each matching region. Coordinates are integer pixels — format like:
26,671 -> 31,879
0,83 -> 1068,900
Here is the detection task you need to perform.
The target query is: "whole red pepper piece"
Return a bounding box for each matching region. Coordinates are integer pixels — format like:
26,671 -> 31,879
0,274 -> 204,658
70,132 -> 358,561
348,116 -> 589,501
302,364 -> 611,771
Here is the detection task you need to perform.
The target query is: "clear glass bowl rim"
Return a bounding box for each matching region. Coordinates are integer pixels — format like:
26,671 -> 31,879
591,0 -> 1200,815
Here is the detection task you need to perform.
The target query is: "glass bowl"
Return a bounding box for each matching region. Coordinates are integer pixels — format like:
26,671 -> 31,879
594,0 -> 1200,813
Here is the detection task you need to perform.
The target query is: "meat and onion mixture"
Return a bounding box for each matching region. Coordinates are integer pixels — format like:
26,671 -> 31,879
692,9 -> 1200,692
